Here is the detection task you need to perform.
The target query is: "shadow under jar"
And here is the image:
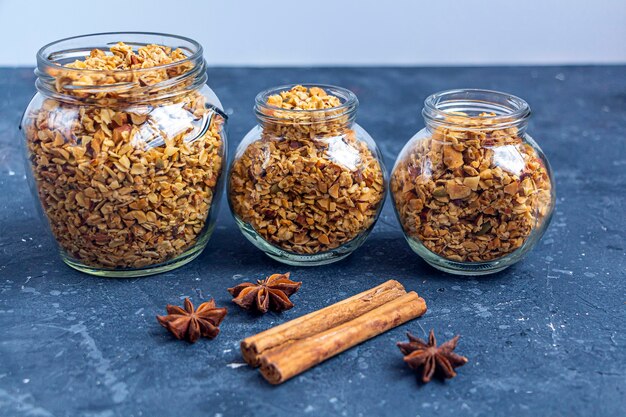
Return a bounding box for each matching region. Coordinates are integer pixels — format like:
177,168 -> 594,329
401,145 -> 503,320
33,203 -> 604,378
391,89 -> 555,275
20,33 -> 228,277
228,84 -> 387,266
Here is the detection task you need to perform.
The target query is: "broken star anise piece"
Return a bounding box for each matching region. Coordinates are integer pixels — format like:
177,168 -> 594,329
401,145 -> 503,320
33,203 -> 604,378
397,329 -> 468,383
227,272 -> 302,313
156,298 -> 227,343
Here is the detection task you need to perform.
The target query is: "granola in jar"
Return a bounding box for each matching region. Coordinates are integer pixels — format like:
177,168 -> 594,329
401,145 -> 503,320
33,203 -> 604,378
21,33 -> 227,276
391,89 -> 554,275
228,85 -> 386,265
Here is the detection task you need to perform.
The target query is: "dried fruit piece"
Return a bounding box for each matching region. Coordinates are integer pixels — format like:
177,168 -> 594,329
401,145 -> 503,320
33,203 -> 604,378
445,182 -> 471,200
443,146 -> 464,169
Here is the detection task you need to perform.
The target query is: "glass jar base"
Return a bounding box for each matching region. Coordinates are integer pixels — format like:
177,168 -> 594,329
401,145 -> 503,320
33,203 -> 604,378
422,258 -> 512,276
61,242 -> 207,278
234,217 -> 364,266
406,238 -> 516,276
264,251 -> 353,266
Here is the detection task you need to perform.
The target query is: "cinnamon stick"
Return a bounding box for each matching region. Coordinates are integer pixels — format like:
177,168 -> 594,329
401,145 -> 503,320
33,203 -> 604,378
241,279 -> 407,366
259,291 -> 427,384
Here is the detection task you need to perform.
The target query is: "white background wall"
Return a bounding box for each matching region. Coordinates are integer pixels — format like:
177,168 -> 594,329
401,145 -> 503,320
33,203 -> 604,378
1,0 -> 625,66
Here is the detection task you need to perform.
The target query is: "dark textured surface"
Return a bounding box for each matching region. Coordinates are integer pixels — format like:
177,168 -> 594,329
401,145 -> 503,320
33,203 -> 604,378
0,66 -> 625,417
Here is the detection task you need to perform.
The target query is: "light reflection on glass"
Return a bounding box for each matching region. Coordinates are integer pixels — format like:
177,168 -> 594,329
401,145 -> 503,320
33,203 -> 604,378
492,144 -> 525,176
323,134 -> 361,171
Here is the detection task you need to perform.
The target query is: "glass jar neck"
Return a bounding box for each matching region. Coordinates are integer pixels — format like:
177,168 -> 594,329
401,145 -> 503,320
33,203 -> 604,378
254,84 -> 358,129
422,89 -> 530,132
35,32 -> 207,105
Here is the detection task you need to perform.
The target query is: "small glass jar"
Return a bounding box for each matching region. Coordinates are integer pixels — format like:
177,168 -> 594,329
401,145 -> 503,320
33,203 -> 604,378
391,89 -> 555,275
20,33 -> 228,277
228,84 -> 387,265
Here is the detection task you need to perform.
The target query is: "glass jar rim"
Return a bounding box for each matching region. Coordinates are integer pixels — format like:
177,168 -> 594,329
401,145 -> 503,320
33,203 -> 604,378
34,32 -> 207,104
36,31 -> 203,75
254,83 -> 359,122
422,88 -> 530,129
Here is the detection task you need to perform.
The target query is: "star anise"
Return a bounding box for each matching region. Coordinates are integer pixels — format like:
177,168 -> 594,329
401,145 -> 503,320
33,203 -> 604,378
156,298 -> 227,343
397,330 -> 468,383
227,272 -> 302,313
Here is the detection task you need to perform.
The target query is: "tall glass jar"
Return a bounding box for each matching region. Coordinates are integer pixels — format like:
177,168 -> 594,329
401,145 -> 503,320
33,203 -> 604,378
20,33 -> 228,277
391,89 -> 555,275
228,84 -> 387,265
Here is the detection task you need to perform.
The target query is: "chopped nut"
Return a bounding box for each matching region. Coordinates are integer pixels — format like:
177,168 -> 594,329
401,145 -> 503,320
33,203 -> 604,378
318,234 -> 330,245
504,181 -> 519,195
446,182 -> 471,200
443,146 -> 464,169
463,176 -> 480,191
432,186 -> 448,198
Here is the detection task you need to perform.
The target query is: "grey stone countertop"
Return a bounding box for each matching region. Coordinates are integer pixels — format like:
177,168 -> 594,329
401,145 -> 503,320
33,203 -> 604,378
0,66 -> 624,417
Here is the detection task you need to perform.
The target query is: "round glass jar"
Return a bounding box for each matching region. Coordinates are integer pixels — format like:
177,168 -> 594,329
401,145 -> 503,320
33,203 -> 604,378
20,33 -> 228,277
391,89 -> 555,275
228,84 -> 387,265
